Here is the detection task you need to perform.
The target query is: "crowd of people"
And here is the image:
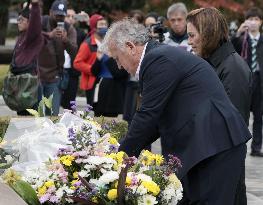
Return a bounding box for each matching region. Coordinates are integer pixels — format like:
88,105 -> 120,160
3,0 -> 263,204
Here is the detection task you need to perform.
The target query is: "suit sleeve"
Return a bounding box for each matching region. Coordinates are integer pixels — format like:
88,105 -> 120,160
119,54 -> 182,157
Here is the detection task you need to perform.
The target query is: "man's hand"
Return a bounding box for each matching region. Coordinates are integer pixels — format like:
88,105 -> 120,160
49,28 -> 68,42
236,20 -> 251,37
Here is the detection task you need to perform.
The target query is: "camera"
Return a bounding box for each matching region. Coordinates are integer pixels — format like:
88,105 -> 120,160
57,22 -> 65,30
149,17 -> 168,42
74,14 -> 87,22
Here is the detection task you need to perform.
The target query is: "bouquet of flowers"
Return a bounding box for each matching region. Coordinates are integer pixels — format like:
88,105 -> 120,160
1,102 -> 183,205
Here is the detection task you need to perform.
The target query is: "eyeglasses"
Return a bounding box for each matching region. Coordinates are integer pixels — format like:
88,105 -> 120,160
17,17 -> 28,23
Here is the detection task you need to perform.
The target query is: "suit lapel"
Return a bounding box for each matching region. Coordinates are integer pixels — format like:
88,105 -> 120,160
139,41 -> 160,92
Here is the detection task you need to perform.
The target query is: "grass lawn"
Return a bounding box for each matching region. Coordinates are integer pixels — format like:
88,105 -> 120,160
0,65 -> 9,95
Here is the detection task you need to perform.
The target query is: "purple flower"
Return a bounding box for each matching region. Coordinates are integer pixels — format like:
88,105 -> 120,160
49,195 -> 60,203
68,128 -> 76,141
109,144 -> 118,152
70,101 -> 77,112
85,104 -> 93,113
39,193 -> 51,204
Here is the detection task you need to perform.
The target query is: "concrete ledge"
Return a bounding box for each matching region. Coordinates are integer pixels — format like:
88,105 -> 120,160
0,183 -> 27,205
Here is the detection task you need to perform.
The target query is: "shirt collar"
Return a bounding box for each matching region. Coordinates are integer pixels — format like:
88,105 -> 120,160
135,42 -> 148,80
249,32 -> 260,41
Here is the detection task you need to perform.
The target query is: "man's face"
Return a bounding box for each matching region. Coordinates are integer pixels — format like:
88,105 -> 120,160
17,15 -> 29,32
65,9 -> 76,25
50,11 -> 65,23
168,11 -> 187,35
109,42 -> 139,75
246,16 -> 262,33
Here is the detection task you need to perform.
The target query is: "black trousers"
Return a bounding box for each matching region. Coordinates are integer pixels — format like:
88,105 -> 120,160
61,75 -> 79,110
251,72 -> 262,152
178,144 -> 246,205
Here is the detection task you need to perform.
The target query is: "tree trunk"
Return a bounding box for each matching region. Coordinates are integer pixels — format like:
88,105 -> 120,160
0,0 -> 10,45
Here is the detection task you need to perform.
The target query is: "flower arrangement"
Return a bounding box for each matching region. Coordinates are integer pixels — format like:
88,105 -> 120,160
1,102 -> 183,205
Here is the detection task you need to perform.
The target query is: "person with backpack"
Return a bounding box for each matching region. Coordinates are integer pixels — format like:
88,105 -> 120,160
2,0 -> 43,115
38,0 -> 77,116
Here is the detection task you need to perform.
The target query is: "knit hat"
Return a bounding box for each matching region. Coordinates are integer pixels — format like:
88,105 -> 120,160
89,14 -> 104,35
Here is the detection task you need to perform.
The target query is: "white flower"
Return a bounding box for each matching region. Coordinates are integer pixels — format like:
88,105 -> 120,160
4,155 -> 13,163
137,174 -> 152,182
98,171 -> 119,186
78,170 -> 89,178
87,156 -> 115,166
162,185 -> 176,202
135,185 -> 148,195
138,194 -> 158,205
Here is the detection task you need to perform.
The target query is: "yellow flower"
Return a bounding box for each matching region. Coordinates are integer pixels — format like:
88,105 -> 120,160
155,154 -> 164,166
142,181 -> 160,196
116,151 -> 125,164
109,137 -> 118,145
73,172 -> 79,179
126,176 -> 132,186
114,181 -> 118,188
168,174 -> 182,189
141,150 -> 155,166
0,140 -> 7,148
1,169 -> 21,185
107,189 -> 118,201
44,181 -> 54,188
91,196 -> 99,203
60,155 -> 75,166
38,186 -> 47,196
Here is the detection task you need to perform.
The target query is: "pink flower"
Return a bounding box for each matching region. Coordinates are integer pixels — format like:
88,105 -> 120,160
39,193 -> 51,204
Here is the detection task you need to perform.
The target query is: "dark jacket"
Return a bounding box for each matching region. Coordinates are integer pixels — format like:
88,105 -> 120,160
14,2 -> 43,73
38,16 -> 77,83
119,41 -> 251,179
232,33 -> 263,111
207,41 -> 252,124
95,58 -> 128,116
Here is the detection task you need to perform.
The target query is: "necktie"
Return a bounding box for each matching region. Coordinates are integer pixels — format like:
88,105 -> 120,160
251,38 -> 258,72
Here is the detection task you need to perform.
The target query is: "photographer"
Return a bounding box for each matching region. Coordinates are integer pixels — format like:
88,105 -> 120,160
38,0 -> 77,116
2,0 -> 43,115
232,7 -> 263,158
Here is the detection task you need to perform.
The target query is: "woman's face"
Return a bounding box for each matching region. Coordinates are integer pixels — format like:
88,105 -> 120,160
187,22 -> 202,56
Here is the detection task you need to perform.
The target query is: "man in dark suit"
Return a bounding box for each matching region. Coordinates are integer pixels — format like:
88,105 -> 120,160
101,19 -> 251,205
232,7 -> 263,157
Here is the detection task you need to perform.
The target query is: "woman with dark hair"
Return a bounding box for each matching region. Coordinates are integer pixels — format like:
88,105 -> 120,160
186,7 -> 252,205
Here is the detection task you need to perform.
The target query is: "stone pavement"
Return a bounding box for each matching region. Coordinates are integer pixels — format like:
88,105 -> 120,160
0,96 -> 262,204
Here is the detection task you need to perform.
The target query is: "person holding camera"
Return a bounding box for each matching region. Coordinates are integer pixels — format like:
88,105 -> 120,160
232,7 -> 263,157
2,0 -> 43,115
61,7 -> 88,110
163,2 -> 191,51
38,0 -> 77,116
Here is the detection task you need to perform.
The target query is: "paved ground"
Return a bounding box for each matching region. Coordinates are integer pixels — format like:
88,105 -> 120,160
0,96 -> 262,204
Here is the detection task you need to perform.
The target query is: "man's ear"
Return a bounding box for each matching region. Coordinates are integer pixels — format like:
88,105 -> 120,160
125,41 -> 136,55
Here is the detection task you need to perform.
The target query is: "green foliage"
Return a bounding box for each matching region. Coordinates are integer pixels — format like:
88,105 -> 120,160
11,180 -> 40,205
27,95 -> 53,117
0,65 -> 9,95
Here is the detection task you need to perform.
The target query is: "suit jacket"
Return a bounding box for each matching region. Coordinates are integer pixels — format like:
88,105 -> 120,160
232,33 -> 263,111
119,41 -> 251,179
207,41 -> 252,125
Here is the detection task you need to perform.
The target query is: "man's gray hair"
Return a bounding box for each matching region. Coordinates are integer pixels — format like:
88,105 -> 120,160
100,18 -> 150,55
167,2 -> 188,19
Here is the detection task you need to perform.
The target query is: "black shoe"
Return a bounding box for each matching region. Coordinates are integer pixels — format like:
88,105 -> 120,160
250,151 -> 263,157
